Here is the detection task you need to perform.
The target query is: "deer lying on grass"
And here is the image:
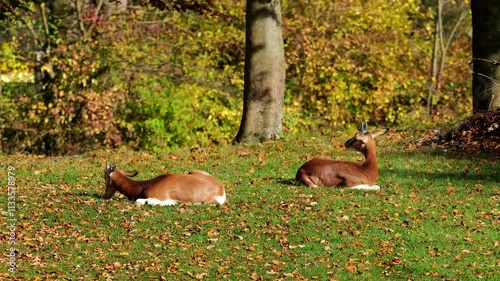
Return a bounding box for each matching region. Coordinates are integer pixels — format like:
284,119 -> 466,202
295,121 -> 388,190
103,162 -> 226,206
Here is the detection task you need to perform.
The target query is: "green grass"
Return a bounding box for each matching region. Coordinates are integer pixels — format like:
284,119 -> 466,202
0,131 -> 498,280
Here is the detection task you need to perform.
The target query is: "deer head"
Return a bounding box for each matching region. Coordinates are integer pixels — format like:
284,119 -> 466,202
344,120 -> 388,156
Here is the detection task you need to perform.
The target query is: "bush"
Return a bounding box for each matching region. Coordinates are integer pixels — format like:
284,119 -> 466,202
0,0 -> 472,154
120,76 -> 239,152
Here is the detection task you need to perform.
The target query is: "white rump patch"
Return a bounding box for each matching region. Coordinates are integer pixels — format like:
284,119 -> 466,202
135,198 -> 148,205
135,192 -> 226,206
348,184 -> 380,191
214,190 -> 226,205
135,198 -> 178,206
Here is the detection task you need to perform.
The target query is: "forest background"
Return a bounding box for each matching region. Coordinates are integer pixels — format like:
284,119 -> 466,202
0,0 -> 472,155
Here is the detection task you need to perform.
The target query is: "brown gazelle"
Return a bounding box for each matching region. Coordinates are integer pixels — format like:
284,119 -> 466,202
104,162 -> 226,206
296,121 -> 388,190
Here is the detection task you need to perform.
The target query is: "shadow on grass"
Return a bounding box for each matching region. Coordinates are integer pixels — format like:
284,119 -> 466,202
405,141 -> 500,161
276,178 -> 296,186
380,148 -> 499,185
382,168 -> 499,184
75,191 -> 106,199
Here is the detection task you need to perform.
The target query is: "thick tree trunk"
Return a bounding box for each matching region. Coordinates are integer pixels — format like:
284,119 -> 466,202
233,0 -> 286,143
471,0 -> 500,112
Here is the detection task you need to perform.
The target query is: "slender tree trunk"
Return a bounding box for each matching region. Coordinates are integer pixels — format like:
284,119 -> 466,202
427,0 -> 441,117
429,0 -> 467,117
471,0 -> 500,112
233,0 -> 286,144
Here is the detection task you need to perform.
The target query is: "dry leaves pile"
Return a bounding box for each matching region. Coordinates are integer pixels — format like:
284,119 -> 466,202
419,109 -> 500,155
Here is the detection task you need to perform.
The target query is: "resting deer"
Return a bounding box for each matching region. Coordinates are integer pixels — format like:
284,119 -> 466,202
103,162 -> 226,206
295,121 -> 388,190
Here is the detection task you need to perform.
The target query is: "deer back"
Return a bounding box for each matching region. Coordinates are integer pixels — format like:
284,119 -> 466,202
143,172 -> 225,203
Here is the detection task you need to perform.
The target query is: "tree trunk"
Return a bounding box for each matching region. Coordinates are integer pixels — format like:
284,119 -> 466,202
233,0 -> 286,143
427,0 -> 441,117
471,0 -> 500,112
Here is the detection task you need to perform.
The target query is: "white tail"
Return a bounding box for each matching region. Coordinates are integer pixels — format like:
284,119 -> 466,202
104,162 -> 226,206
295,121 -> 388,190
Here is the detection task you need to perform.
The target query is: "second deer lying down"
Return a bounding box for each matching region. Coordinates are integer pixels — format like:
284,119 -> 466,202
104,162 -> 226,206
296,121 -> 388,190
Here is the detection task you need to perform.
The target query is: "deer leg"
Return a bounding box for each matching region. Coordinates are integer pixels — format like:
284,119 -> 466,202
299,176 -> 318,188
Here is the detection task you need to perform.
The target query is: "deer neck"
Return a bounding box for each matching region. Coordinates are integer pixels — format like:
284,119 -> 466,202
361,143 -> 378,179
111,171 -> 145,200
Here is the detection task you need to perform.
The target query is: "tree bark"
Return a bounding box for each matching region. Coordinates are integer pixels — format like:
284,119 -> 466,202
427,0 -> 441,117
233,0 -> 286,143
471,0 -> 500,112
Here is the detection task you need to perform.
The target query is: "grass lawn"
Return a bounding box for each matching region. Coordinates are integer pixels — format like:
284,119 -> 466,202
1,130 -> 498,280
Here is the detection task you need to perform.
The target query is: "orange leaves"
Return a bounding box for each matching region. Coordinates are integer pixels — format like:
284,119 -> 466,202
187,272 -> 208,280
250,272 -> 265,281
206,229 -> 219,237
454,249 -> 471,261
344,258 -> 371,274
377,245 -> 395,256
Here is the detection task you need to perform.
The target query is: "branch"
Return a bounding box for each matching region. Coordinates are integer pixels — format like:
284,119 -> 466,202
75,0 -> 87,38
138,0 -> 215,15
20,17 -> 40,46
40,2 -> 51,55
438,0 -> 444,55
437,2 -> 468,88
470,58 -> 500,66
86,0 -> 104,39
444,6 -> 467,52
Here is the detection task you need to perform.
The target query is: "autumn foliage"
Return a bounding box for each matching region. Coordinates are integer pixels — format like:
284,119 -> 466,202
0,0 -> 471,154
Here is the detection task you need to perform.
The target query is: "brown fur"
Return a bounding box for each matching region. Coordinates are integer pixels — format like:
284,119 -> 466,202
296,125 -> 388,188
104,163 -> 225,204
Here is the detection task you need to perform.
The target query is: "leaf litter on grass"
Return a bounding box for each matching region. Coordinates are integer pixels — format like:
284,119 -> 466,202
417,109 -> 500,156
1,131 -> 499,280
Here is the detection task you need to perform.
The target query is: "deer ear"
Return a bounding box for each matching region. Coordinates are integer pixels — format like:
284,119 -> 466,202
123,171 -> 139,177
371,128 -> 389,138
106,161 -> 110,169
